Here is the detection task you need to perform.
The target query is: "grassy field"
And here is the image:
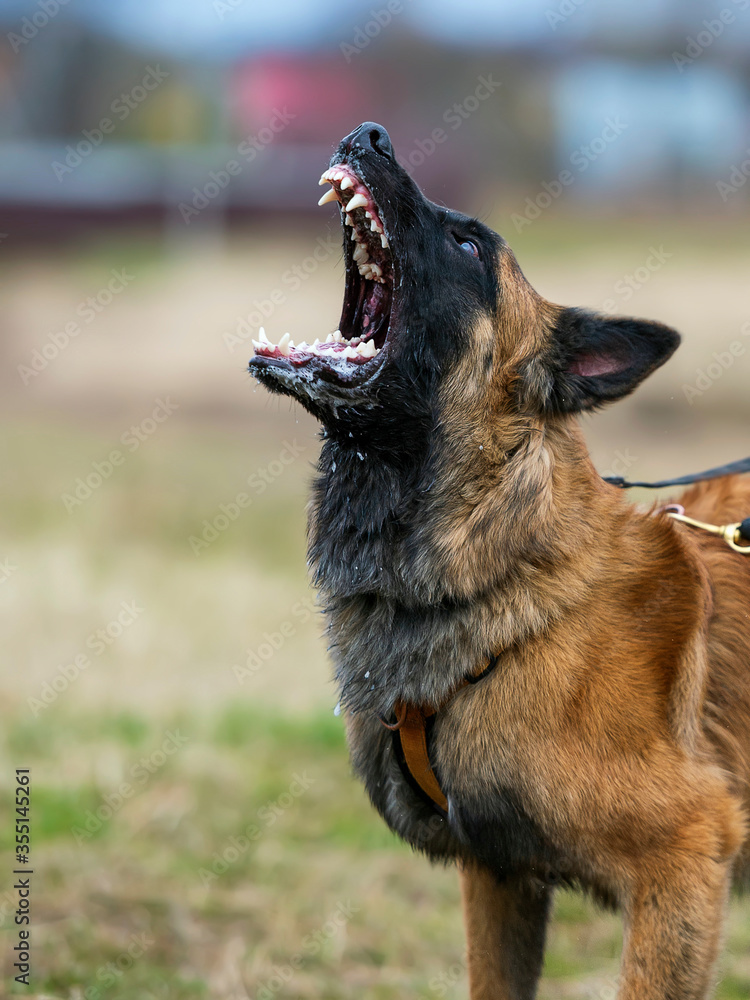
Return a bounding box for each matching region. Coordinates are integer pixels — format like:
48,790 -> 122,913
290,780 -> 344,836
2,224 -> 750,997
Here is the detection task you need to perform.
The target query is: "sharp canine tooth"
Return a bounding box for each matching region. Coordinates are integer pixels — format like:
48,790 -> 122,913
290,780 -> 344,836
278,333 -> 291,356
318,188 -> 338,206
340,176 -> 354,190
345,193 -> 368,212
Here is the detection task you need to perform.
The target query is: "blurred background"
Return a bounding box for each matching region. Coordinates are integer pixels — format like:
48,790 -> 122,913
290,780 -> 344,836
1,0 -> 749,996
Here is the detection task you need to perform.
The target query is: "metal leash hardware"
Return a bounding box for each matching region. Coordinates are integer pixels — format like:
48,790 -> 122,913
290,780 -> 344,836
661,505 -> 750,555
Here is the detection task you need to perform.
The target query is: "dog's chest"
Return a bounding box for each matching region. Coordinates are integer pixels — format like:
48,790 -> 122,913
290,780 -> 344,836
344,674 -> 569,885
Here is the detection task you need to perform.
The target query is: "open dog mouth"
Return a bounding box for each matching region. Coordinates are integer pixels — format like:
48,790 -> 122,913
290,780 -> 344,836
250,161 -> 394,381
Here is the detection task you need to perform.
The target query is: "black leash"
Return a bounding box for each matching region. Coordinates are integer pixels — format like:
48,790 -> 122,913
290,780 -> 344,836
603,455 -> 750,491
603,456 -> 750,545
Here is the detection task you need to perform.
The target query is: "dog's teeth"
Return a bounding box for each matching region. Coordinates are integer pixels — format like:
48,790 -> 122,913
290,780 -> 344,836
350,229 -> 358,241
353,244 -> 368,263
318,188 -> 338,206
345,193 -> 368,212
370,219 -> 380,232
345,214 -> 354,226
343,346 -> 358,360
313,338 -> 321,348
340,176 -> 354,190
333,169 -> 345,181
258,327 -> 269,343
380,234 -> 389,249
365,211 -> 372,218
318,175 -> 329,186
364,340 -> 378,357
333,331 -> 344,343
278,333 -> 291,356
326,333 -> 335,343
288,338 -> 295,349
252,339 -> 262,350
369,264 -> 382,279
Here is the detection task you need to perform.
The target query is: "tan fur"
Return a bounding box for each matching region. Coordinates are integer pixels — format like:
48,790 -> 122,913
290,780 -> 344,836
427,250 -> 750,998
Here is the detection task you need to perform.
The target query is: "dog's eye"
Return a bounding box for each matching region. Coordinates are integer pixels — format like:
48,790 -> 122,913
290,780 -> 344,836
455,236 -> 479,257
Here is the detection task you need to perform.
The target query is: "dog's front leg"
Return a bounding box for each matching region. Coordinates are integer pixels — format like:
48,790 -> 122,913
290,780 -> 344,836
617,847 -> 734,999
459,861 -> 552,1000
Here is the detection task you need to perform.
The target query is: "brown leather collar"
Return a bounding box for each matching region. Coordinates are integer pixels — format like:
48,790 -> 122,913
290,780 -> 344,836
380,655 -> 499,813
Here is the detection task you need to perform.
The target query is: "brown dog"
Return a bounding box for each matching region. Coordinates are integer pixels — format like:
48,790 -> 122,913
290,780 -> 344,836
248,122 -> 750,999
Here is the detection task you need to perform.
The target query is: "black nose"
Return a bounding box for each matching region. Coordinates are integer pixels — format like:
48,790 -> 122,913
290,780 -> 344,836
343,122 -> 393,159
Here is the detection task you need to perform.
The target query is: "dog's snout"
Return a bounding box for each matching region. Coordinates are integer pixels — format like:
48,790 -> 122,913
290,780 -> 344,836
344,122 -> 393,159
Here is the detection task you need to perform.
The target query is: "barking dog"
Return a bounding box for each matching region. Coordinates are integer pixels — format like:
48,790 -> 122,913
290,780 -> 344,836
248,122 -> 750,999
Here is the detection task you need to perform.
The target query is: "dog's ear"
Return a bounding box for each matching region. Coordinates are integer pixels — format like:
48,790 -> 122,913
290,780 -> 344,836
538,308 -> 681,414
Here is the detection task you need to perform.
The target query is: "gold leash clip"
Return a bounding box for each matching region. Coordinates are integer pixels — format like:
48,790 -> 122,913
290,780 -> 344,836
662,505 -> 750,555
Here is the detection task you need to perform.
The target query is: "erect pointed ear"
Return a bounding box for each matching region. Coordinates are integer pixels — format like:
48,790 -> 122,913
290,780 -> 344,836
542,308 -> 681,414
